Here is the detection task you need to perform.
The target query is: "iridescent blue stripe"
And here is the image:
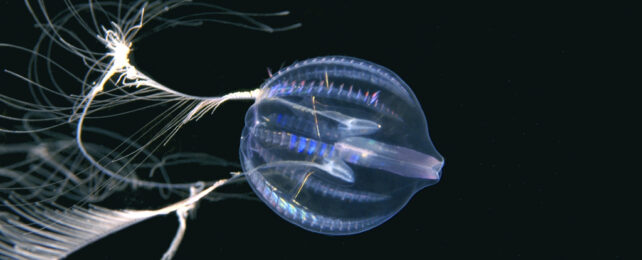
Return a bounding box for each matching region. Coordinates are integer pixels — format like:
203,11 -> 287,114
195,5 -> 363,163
319,143 -> 327,156
276,113 -> 283,125
308,140 -> 317,155
349,154 -> 360,163
289,134 -> 297,150
297,136 -> 307,153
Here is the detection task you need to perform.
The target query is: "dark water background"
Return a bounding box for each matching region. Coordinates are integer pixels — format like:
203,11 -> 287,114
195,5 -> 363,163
0,1 -> 634,259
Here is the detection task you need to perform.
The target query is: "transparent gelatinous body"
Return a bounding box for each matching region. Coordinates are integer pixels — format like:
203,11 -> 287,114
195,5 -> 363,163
240,56 -> 444,235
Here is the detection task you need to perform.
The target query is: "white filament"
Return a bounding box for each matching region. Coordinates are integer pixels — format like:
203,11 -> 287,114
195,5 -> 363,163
0,0 -> 298,259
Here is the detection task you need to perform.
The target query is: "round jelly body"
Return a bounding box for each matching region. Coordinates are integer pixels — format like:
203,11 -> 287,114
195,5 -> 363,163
239,56 -> 444,235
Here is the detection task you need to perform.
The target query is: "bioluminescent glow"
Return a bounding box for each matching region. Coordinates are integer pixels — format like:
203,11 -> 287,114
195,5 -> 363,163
0,1 -> 442,259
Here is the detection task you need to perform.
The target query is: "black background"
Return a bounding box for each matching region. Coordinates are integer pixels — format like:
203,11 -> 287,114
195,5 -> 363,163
0,1 -> 635,259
